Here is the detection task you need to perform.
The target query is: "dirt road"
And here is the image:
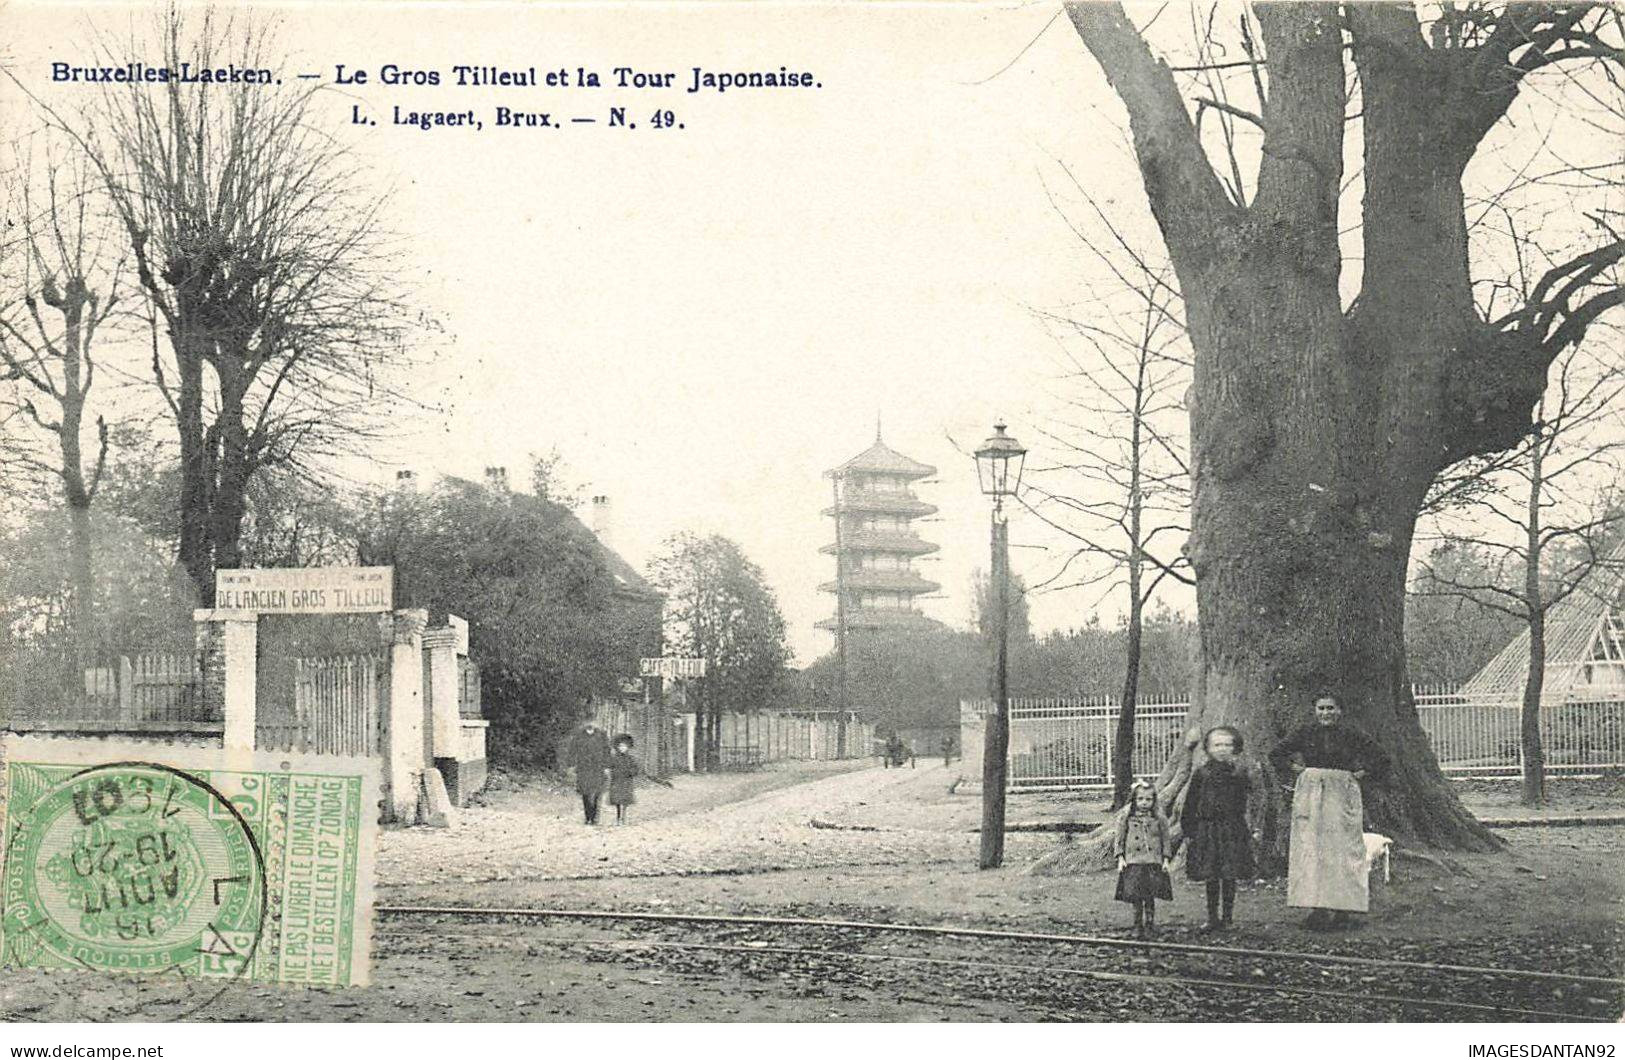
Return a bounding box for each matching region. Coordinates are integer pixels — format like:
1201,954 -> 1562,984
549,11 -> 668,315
379,757 -> 1048,887
3,766 -> 1620,1022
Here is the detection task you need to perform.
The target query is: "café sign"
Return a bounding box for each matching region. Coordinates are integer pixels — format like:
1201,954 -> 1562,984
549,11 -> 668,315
639,657 -> 707,679
215,566 -> 393,614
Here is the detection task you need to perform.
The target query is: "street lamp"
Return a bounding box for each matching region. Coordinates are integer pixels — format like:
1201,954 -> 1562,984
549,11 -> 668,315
974,421 -> 1026,869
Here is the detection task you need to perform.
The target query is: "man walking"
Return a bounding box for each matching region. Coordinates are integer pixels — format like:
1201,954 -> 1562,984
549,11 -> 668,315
565,718 -> 614,825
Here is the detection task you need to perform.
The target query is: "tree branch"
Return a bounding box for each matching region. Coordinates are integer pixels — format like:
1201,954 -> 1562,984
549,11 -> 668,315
1064,1 -> 1240,274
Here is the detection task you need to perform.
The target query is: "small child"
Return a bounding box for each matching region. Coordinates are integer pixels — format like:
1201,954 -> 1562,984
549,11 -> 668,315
1113,780 -> 1173,939
607,734 -> 672,824
1180,725 -> 1262,931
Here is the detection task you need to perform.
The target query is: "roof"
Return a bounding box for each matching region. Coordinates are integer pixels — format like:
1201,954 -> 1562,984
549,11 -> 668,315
828,439 -> 935,480
1459,537 -> 1625,699
439,476 -> 662,602
814,609 -> 945,632
573,512 -> 662,601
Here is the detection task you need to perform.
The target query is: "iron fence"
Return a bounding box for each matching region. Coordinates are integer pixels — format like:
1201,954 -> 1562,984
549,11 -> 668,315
961,688 -> 1625,790
1412,688 -> 1625,776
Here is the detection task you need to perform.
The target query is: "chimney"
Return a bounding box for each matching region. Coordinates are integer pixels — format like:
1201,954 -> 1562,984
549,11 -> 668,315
592,495 -> 613,547
484,466 -> 508,492
395,469 -> 417,493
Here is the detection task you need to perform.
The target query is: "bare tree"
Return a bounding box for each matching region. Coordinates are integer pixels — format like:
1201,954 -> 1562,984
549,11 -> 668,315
1026,193 -> 1194,808
649,533 -> 792,771
0,149 -> 127,654
27,10 -> 423,604
236,468 -> 363,569
1416,338 -> 1625,806
1062,2 -> 1625,848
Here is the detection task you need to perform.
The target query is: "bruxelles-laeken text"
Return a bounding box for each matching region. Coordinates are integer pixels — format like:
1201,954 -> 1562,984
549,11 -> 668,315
51,61 -> 274,84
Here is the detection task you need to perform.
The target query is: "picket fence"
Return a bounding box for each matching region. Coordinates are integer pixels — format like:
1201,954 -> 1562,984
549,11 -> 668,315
256,653 -> 383,756
718,712 -> 876,766
6,650 -> 207,726
591,702 -> 875,773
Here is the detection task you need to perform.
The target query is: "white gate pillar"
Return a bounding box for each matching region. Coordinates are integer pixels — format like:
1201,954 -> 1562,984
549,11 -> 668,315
424,615 -> 467,758
386,609 -> 430,822
195,609 -> 258,756
222,618 -> 258,754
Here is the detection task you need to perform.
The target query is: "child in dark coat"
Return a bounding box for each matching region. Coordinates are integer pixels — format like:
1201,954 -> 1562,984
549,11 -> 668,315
1180,725 -> 1262,931
1113,780 -> 1173,939
608,734 -> 672,824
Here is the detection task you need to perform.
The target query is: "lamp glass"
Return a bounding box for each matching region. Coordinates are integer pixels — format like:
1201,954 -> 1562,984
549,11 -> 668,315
974,423 -> 1027,498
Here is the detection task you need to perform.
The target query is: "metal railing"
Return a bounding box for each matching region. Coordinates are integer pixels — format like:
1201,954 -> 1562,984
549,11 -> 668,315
961,689 -> 1625,790
1413,688 -> 1625,776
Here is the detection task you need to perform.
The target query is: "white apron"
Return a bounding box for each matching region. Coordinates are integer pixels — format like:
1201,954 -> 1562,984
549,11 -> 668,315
1287,767 -> 1369,912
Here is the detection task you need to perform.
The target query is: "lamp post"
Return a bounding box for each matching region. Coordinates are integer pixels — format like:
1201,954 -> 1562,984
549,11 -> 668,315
974,422 -> 1026,870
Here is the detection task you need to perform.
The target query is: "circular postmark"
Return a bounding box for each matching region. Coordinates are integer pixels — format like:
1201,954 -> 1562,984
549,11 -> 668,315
3,761 -> 268,1017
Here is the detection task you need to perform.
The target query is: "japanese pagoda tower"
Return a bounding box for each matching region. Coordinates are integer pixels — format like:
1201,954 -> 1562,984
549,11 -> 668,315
817,428 -> 940,634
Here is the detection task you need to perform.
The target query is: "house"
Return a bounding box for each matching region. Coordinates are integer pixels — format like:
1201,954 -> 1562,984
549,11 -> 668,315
394,467 -> 664,662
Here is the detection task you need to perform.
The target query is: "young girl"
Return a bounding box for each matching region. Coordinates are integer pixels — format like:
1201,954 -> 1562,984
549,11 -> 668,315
1113,780 -> 1173,939
1180,725 -> 1262,931
607,734 -> 672,824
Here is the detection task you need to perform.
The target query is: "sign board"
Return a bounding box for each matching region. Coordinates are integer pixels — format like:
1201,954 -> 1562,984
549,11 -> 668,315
215,566 -> 393,614
639,657 -> 707,679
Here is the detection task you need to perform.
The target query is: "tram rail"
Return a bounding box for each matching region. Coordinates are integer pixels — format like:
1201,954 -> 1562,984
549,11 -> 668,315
376,904 -> 1624,1022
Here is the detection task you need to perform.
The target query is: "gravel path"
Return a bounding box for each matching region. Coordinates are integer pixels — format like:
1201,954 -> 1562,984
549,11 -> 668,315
379,759 -> 1035,887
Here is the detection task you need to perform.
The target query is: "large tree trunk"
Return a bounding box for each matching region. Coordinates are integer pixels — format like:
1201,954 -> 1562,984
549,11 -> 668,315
1055,3 -> 1567,855
49,277 -> 104,660
1178,10 -> 1494,851
1186,491 -> 1494,846
210,385 -> 253,575
66,504 -> 96,656
59,384 -> 97,659
175,328 -> 214,606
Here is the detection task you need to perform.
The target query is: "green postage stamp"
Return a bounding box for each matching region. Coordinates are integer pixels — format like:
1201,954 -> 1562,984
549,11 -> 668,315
0,736 -> 378,988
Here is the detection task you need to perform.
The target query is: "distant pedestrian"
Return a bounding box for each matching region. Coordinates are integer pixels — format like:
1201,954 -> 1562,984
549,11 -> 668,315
885,734 -> 905,768
564,718 -> 613,825
941,736 -> 955,768
1181,725 -> 1261,932
607,734 -> 673,824
1113,780 -> 1173,939
1270,695 -> 1390,931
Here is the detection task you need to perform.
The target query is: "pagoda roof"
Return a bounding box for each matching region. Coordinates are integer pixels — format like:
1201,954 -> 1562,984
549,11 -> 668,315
815,609 -> 942,632
822,492 -> 937,517
828,439 -> 935,480
1460,537 -> 1625,699
819,569 -> 940,595
820,530 -> 939,557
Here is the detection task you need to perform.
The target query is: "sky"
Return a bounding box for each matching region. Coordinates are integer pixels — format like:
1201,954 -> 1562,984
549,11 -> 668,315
8,2 -> 1617,665
8,1 -> 1166,663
